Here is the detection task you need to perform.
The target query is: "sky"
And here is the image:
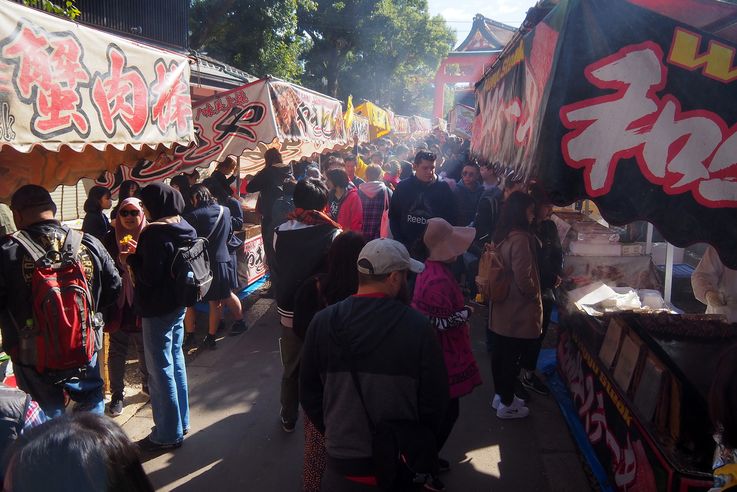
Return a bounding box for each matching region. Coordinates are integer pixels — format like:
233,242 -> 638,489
427,0 -> 540,48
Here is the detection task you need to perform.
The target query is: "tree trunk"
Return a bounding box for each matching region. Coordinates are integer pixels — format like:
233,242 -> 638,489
326,47 -> 340,98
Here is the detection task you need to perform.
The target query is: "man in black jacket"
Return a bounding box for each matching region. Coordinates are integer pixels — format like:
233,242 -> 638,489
0,185 -> 121,418
246,148 -> 294,293
388,151 -> 457,259
300,238 -> 449,491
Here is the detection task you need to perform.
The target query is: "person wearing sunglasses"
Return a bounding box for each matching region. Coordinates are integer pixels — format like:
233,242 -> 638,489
388,150 -> 458,261
102,198 -> 149,417
454,162 -> 483,227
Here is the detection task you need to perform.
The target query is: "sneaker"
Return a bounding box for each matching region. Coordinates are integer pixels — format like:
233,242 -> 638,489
521,372 -> 550,396
182,332 -> 197,351
230,320 -> 248,336
107,395 -> 124,417
202,334 -> 217,350
491,395 -> 525,411
496,399 -> 530,419
137,435 -> 182,452
281,417 -> 296,433
437,458 -> 451,473
423,475 -> 446,491
514,379 -> 531,402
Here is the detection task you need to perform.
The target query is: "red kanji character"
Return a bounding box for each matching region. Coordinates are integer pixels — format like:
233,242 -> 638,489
149,59 -> 192,137
1,22 -> 90,137
91,45 -> 148,137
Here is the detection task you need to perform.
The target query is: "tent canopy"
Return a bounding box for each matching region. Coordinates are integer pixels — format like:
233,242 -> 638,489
355,101 -> 391,140
0,0 -> 194,202
471,0 -> 737,267
95,77 -> 348,190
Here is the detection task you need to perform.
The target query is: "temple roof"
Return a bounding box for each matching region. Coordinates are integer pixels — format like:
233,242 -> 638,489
455,14 -> 518,52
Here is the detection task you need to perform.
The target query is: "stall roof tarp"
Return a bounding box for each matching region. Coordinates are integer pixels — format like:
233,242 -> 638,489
349,114 -> 370,144
355,101 -> 391,140
0,0 -> 194,201
472,0 -> 737,268
163,77 -> 347,177
391,115 -> 411,135
410,116 -> 432,133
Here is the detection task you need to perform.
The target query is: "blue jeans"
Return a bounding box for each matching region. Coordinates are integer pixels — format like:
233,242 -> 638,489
142,308 -> 189,445
14,352 -> 104,418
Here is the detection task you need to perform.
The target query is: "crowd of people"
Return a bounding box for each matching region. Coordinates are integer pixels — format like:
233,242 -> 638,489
0,128 -> 732,491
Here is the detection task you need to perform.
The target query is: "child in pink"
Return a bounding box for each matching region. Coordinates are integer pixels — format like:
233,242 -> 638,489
412,218 -> 482,460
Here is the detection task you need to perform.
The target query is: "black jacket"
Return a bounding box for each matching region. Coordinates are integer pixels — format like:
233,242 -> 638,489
473,186 -> 503,244
0,221 -> 121,356
273,222 -> 338,319
127,219 -> 197,317
536,219 -> 563,290
388,176 -> 457,253
300,296 -> 449,460
246,165 -> 294,223
184,204 -> 232,263
81,211 -> 110,242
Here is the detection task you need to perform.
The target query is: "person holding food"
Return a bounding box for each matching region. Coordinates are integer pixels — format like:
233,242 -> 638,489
103,197 -> 149,417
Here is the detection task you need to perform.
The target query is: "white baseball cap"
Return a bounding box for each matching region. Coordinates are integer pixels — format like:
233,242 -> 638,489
357,238 -> 425,275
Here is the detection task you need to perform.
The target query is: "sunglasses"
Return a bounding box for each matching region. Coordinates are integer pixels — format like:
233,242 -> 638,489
119,209 -> 141,218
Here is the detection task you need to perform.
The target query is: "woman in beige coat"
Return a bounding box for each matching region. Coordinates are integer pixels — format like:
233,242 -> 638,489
489,191 -> 542,419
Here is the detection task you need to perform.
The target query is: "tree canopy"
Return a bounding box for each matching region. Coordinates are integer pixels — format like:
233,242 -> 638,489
190,0 -> 312,80
190,0 -> 454,116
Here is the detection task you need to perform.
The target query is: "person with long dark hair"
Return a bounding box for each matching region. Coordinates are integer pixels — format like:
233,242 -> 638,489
82,186 -> 112,241
170,175 -> 193,214
4,413 -> 154,492
110,180 -> 141,221
518,184 -> 563,397
182,185 -> 247,350
489,191 -> 542,419
293,231 -> 366,492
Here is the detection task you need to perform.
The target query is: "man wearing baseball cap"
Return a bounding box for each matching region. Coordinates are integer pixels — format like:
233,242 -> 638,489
0,185 -> 121,417
300,238 -> 449,491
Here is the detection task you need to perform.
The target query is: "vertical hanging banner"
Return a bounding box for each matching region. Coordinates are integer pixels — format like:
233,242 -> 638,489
0,0 -> 194,201
449,104 -> 474,139
473,0 -> 737,268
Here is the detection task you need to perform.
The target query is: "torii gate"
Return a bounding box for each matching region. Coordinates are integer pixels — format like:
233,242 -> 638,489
433,15 -> 517,119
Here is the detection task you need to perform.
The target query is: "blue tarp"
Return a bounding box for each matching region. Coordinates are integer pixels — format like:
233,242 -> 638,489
539,348 -> 614,492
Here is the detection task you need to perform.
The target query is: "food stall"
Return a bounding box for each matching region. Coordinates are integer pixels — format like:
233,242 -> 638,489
471,0 -> 737,489
0,1 -> 196,390
448,104 -> 474,140
354,100 -> 391,140
0,0 -> 194,202
164,77 -> 349,289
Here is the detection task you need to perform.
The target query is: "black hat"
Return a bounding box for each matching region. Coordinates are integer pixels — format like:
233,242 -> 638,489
10,185 -> 56,214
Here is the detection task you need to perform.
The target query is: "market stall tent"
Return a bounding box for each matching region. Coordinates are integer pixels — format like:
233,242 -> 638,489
471,0 -> 737,268
0,0 -> 195,202
354,101 -> 391,140
120,77 -> 348,184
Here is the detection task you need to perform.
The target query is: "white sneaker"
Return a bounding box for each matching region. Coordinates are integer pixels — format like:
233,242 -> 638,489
491,395 -> 525,411
496,400 -> 530,419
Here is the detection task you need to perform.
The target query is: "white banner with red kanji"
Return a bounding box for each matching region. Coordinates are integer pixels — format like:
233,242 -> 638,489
0,1 -> 194,153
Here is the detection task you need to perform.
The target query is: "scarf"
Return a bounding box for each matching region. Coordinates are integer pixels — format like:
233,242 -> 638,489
114,198 -> 147,308
287,208 -> 341,229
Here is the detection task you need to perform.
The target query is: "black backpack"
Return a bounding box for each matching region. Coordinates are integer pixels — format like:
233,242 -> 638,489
170,237 -> 212,307
271,193 -> 295,229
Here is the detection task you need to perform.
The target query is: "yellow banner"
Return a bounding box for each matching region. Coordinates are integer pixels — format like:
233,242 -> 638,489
355,101 -> 391,139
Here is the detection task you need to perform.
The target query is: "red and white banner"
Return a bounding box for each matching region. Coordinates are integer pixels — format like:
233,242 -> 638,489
0,1 -> 194,153
168,78 -> 347,174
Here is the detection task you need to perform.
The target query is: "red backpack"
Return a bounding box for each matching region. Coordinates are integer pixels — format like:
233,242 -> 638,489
12,228 -> 96,373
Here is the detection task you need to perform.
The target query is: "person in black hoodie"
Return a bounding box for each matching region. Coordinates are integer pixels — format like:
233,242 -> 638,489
126,183 -> 196,451
82,186 -> 112,241
388,151 -> 457,260
246,149 -> 294,293
300,238 -> 449,491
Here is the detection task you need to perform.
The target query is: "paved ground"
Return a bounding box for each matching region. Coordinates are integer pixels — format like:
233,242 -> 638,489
122,294 -> 592,491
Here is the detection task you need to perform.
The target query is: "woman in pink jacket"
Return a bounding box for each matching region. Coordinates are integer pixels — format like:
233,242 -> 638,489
326,168 -> 363,232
